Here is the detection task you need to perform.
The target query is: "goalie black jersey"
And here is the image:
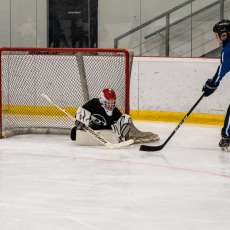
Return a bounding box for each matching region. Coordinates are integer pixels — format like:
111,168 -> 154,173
82,98 -> 122,130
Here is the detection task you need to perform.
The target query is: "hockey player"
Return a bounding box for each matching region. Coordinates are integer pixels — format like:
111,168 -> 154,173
202,19 -> 230,150
70,88 -> 159,144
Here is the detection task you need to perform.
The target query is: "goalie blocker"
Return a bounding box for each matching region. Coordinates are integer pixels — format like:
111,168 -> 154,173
71,88 -> 160,145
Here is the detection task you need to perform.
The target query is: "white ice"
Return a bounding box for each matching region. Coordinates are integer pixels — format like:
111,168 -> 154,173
1,121 -> 230,230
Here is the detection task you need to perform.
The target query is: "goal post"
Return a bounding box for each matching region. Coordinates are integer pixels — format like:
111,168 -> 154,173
0,47 -> 133,138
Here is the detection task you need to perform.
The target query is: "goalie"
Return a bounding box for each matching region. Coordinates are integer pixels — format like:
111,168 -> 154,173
70,88 -> 159,145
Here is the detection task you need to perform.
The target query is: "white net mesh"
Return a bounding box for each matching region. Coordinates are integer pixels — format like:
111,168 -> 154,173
1,48 -> 133,137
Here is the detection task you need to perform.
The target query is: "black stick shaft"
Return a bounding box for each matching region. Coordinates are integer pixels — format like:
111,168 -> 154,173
163,93 -> 204,146
140,93 -> 205,151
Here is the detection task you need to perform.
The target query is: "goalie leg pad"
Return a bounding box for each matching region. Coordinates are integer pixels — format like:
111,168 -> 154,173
129,123 -> 160,144
112,115 -> 131,141
130,126 -> 159,139
112,114 -> 160,144
76,129 -> 119,146
133,133 -> 160,144
124,117 -> 160,144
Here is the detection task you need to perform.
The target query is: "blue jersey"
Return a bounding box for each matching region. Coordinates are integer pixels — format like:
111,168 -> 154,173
212,38 -> 230,137
213,38 -> 230,84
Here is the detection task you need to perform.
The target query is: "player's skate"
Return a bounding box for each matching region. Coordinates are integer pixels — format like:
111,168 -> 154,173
219,136 -> 230,152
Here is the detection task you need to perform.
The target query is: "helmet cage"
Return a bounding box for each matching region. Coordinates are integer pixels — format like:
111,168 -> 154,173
100,88 -> 116,112
102,99 -> 116,111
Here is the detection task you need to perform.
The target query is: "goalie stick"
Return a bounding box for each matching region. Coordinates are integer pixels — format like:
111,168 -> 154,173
41,94 -> 134,149
139,93 -> 205,152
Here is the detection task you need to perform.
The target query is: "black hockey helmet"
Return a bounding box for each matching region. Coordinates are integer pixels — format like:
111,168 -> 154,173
213,19 -> 230,34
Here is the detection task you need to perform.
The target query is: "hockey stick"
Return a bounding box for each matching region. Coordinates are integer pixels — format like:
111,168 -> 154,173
139,93 -> 205,151
41,94 -> 134,148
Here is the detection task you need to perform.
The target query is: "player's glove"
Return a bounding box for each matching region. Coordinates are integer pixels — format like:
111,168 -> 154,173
202,78 -> 219,97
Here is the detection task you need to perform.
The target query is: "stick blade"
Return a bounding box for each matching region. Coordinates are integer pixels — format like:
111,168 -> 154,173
41,93 -> 52,103
105,139 -> 134,149
139,144 -> 164,152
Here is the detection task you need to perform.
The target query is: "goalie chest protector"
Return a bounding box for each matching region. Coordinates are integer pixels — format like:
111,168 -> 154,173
82,98 -> 122,130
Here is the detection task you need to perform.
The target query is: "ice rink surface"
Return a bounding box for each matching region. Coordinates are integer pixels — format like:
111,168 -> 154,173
1,121 -> 230,230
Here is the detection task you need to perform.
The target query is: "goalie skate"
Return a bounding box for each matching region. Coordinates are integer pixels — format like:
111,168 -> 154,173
128,124 -> 160,144
219,137 -> 230,152
132,132 -> 160,144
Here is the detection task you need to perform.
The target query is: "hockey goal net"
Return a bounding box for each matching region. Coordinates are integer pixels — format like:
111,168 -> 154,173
0,47 -> 133,138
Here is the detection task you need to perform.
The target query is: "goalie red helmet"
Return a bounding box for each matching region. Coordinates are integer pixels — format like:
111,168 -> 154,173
100,88 -> 116,115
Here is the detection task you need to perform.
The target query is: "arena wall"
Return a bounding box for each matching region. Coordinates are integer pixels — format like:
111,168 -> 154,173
130,56 -> 230,125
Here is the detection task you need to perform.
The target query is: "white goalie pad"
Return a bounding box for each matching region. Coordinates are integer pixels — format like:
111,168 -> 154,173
76,129 -> 119,146
112,114 -> 160,144
111,114 -> 131,141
